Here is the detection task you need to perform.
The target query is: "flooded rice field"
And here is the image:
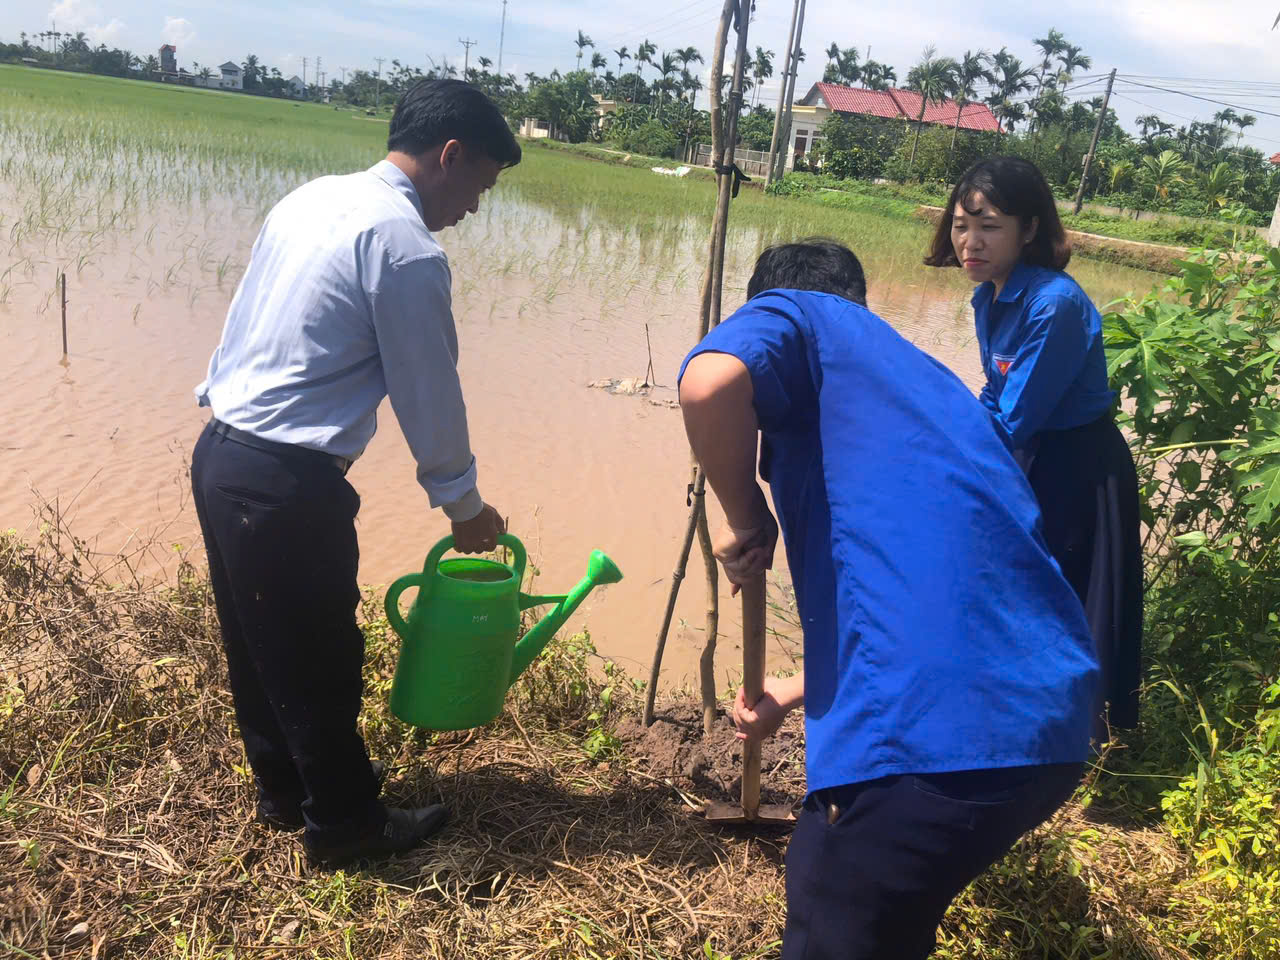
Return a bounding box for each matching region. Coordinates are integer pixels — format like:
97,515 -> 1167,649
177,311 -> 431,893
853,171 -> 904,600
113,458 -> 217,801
0,80 -> 1164,688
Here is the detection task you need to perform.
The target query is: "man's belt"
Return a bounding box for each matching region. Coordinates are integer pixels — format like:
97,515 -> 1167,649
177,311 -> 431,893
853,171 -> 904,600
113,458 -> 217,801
209,419 -> 353,476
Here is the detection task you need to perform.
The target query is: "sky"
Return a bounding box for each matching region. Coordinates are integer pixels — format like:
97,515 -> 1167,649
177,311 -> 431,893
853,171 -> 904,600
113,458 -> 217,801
7,0 -> 1280,155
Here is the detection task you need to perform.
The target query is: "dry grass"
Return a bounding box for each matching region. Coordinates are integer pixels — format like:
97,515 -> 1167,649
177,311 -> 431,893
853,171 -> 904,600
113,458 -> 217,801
0,508 -> 1222,960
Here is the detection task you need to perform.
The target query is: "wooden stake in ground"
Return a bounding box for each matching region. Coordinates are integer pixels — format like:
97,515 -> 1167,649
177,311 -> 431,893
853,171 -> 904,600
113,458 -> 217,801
60,271 -> 68,357
645,0 -> 753,734
764,0 -> 801,188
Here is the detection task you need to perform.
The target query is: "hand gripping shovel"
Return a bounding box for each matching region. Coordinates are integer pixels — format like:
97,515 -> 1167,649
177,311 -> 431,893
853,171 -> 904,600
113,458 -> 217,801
704,574 -> 796,825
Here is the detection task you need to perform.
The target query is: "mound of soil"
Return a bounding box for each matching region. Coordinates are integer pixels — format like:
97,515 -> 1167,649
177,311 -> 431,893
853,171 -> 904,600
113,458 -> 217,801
615,699 -> 806,806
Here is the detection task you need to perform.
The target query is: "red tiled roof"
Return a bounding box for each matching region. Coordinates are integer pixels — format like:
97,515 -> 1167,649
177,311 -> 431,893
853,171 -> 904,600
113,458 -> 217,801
810,82 -> 902,119
801,81 -> 1000,133
888,87 -> 1001,132
1270,152 -> 1280,165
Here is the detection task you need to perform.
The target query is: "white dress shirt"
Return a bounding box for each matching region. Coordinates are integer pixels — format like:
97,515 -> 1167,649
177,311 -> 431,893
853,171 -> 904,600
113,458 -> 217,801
196,160 -> 481,521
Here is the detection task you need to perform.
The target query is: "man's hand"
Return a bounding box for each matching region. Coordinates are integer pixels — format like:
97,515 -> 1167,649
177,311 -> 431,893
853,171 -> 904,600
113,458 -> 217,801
732,673 -> 804,742
452,503 -> 506,554
712,490 -> 779,595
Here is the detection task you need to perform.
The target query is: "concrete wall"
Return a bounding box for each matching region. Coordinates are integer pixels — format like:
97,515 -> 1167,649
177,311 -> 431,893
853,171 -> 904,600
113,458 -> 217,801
1270,188 -> 1280,248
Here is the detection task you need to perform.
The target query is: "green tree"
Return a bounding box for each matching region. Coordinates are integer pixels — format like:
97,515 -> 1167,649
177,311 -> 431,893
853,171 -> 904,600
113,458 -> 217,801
986,48 -> 1034,145
904,45 -> 959,172
635,38 -> 656,105
1055,42 -> 1091,91
823,43 -> 861,86
1234,113 -> 1257,148
241,53 -> 261,90
614,46 -> 630,84
750,46 -> 774,108
1141,149 -> 1188,202
860,60 -> 896,91
574,30 -> 593,69
143,54 -> 160,78
590,51 -> 607,76
949,49 -> 995,174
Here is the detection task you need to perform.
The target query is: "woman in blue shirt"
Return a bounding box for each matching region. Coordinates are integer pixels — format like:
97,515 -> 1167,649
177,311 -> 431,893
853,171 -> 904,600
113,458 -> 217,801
925,156 -> 1141,733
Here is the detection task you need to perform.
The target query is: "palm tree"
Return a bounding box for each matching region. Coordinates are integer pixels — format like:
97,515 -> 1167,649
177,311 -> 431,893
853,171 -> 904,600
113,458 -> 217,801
676,46 -> 704,72
143,54 -> 160,78
1213,108 -> 1239,147
574,30 -> 593,69
590,52 -> 607,76
657,52 -> 678,114
198,65 -> 214,85
949,50 -> 995,171
860,60 -> 896,91
614,46 -> 630,80
1141,149 -> 1187,202
823,43 -> 861,86
905,46 -> 959,172
635,38 -> 656,105
525,71 -> 540,88
1055,42 -> 1091,91
1234,113 -> 1257,148
750,46 -> 774,108
1032,28 -> 1066,93
478,56 -> 493,73
684,70 -> 704,110
1201,161 -> 1241,212
986,48 -> 1034,145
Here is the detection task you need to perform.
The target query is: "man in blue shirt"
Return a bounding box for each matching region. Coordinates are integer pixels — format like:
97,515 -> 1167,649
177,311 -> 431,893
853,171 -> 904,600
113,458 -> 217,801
678,240 -> 1098,959
190,80 -> 518,867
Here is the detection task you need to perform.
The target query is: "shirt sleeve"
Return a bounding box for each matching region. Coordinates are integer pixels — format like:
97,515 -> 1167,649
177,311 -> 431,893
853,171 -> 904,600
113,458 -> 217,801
371,253 -> 482,522
991,294 -> 1091,449
677,291 -> 815,430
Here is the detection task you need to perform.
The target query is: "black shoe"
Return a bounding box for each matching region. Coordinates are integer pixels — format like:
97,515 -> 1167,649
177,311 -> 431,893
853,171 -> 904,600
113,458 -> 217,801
302,803 -> 449,867
256,760 -> 387,832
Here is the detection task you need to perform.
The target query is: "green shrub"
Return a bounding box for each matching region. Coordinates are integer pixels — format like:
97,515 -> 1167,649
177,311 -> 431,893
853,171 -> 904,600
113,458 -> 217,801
1102,222 -> 1280,950
610,119 -> 679,159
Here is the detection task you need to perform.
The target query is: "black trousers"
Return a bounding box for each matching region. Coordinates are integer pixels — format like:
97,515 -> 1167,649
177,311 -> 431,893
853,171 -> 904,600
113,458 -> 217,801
1023,416 -> 1143,732
191,421 -> 379,840
782,763 -> 1082,960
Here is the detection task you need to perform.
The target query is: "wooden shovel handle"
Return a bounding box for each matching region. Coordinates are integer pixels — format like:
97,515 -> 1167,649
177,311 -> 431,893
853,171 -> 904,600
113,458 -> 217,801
740,574 -> 766,819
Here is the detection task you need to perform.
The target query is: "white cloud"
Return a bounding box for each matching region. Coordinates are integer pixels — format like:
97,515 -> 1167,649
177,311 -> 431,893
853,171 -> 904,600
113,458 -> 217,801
161,16 -> 196,50
47,0 -> 126,47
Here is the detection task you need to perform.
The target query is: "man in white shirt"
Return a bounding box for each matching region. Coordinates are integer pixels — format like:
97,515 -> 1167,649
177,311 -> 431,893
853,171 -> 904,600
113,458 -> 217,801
191,79 -> 519,866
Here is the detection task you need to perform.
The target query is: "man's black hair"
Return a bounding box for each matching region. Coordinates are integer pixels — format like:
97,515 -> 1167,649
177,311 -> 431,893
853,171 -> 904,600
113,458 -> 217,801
387,79 -> 521,168
746,238 -> 868,306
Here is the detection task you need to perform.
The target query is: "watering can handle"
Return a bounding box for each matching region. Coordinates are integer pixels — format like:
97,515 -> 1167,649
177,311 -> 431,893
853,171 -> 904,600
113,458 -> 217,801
384,573 -> 426,639
421,534 -> 528,586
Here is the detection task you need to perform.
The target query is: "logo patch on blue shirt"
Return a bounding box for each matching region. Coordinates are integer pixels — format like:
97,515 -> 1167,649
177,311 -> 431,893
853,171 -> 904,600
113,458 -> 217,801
993,353 -> 1016,376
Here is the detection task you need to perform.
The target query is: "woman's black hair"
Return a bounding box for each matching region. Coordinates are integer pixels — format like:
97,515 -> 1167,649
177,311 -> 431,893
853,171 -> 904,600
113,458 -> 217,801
923,156 -> 1070,270
747,238 -> 868,306
387,79 -> 521,168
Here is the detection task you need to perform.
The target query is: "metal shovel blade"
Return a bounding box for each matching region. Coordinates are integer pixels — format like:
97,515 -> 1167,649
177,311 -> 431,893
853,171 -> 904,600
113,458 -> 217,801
704,799 -> 797,824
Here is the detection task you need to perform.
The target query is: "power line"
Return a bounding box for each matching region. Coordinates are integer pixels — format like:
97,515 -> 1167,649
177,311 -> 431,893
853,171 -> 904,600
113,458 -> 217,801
1110,91 -> 1280,150
1115,76 -> 1280,122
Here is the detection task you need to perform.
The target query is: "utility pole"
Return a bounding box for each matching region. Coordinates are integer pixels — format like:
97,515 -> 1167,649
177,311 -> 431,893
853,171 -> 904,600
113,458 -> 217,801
459,37 -> 476,77
316,56 -> 322,96
302,56 -> 308,96
374,56 -> 385,111
1073,67 -> 1116,214
770,0 -> 807,185
497,0 -> 508,77
765,0 -> 801,187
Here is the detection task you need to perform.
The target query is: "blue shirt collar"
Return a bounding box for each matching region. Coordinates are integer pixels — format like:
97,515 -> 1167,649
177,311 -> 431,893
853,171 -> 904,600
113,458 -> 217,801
369,159 -> 425,221
970,261 -> 1038,308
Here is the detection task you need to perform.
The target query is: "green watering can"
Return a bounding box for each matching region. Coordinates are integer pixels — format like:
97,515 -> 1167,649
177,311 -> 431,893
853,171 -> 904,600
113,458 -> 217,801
384,534 -> 623,730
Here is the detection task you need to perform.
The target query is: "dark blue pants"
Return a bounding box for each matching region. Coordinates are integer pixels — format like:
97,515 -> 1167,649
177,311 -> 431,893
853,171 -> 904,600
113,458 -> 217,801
782,763 -> 1082,959
190,421 -> 379,841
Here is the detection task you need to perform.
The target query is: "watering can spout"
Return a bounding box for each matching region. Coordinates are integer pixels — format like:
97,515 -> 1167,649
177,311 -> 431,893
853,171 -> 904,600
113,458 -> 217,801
510,550 -> 624,682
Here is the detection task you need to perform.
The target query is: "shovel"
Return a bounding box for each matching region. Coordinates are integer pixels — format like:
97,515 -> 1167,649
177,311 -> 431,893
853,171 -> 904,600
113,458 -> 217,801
704,574 -> 796,825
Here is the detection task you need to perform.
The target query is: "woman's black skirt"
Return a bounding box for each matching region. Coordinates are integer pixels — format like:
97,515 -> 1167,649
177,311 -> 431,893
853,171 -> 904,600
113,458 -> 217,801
1022,416 -> 1143,733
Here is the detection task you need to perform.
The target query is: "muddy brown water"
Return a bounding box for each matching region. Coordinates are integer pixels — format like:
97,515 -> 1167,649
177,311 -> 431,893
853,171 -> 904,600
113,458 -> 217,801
1,183 -> 1156,693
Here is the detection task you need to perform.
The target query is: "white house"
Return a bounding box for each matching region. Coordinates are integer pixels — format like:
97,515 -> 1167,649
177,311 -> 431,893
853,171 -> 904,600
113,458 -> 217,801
288,75 -> 304,98
218,61 -> 243,90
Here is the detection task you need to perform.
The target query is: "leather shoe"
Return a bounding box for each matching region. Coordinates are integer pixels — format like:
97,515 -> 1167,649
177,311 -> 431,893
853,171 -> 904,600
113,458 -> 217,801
303,803 -> 449,867
256,760 -> 387,832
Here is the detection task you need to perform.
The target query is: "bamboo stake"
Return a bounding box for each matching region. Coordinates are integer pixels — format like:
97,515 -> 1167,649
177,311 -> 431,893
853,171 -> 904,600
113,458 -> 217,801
644,0 -> 752,731
60,272 -> 68,357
